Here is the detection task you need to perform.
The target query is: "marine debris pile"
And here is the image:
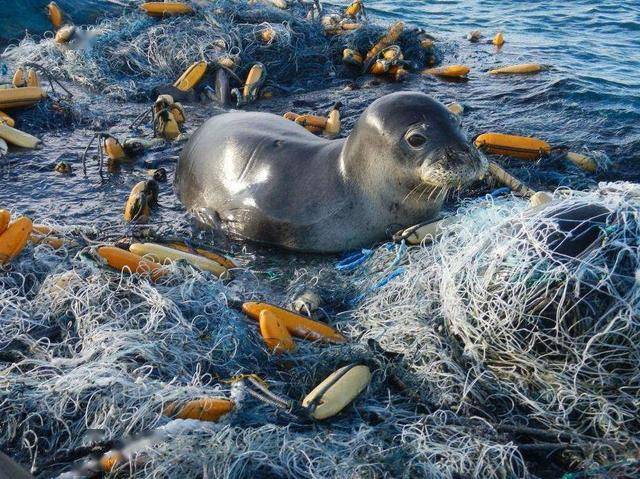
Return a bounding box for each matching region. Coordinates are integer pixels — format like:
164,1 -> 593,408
346,182 -> 640,476
0,210 -> 526,478
2,0 -> 432,101
0,1 -> 637,478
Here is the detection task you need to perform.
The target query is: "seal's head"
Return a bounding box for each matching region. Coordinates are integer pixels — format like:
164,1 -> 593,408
343,91 -> 487,201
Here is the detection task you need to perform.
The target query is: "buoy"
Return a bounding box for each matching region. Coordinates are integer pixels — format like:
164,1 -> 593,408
259,310 -> 296,353
284,112 -> 321,133
530,191 -> 554,207
492,32 -> 505,46
489,63 -> 543,75
30,234 -> 66,249
0,217 -> 33,265
420,38 -> 434,49
129,243 -> 229,278
487,161 -> 535,197
164,398 -> 234,422
140,2 -> 194,17
154,94 -> 174,113
292,290 -> 322,315
340,22 -> 361,31
422,65 -> 470,78
12,67 -> 26,88
103,136 -> 126,161
54,161 -> 72,174
242,302 -> 345,343
243,63 -> 266,102
467,30 -> 482,42
97,246 -> 166,280
0,87 -> 46,110
388,65 -> 407,82
324,102 -> 341,138
173,61 -> 207,91
218,57 -> 236,69
0,210 -> 10,235
365,21 -> 404,63
148,167 -> 167,182
369,45 -> 402,75
302,364 -> 371,420
99,451 -> 125,473
54,25 -> 76,44
474,132 -> 552,160
342,48 -> 363,68
446,102 -> 464,116
156,110 -> 181,140
345,0 -> 363,18
0,110 -> 15,127
124,181 -> 155,223
565,151 -> 597,173
260,26 -> 277,43
47,2 -> 64,30
27,68 -> 40,87
398,215 -> 460,245
168,242 -> 237,269
171,102 -> 186,126
0,122 -> 41,149
32,224 -> 56,236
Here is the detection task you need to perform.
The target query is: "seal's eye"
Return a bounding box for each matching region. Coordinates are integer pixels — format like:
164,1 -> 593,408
407,133 -> 427,149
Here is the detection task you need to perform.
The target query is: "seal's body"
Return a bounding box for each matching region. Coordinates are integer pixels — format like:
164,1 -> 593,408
175,92 -> 486,252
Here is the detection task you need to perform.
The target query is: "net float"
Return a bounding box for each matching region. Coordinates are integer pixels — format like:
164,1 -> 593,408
242,302 -> 345,343
164,398 -> 234,422
0,87 -> 47,110
0,111 -> 15,127
0,210 -> 10,235
54,25 -> 76,44
173,61 -> 207,91
302,364 -> 371,420
129,242 -> 229,278
422,64 -> 470,78
97,246 -> 166,281
489,63 -> 544,75
0,122 -> 41,149
259,310 -> 296,353
140,2 -> 194,17
47,1 -> 64,29
0,217 -> 33,265
12,67 -> 26,88
167,242 -> 237,269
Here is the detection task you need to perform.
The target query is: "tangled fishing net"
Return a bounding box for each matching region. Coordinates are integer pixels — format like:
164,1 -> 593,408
0,218 -> 524,478
2,0 -> 429,101
345,181 -> 640,473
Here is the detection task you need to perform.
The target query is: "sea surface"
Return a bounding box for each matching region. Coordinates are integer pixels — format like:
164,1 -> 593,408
0,0 -> 639,232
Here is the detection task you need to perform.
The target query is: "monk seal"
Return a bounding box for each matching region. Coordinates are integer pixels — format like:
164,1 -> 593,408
174,91 -> 487,253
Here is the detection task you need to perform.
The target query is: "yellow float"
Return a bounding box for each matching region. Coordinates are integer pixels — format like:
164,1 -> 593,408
0,217 -> 33,265
0,87 -> 46,110
489,63 -> 543,75
129,243 -> 229,277
140,2 -> 194,17
259,310 -> 296,353
302,365 -> 371,420
242,302 -> 345,343
173,61 -> 207,91
422,65 -> 470,78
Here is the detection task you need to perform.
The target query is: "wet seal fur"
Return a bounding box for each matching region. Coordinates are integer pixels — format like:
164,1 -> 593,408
175,91 -> 487,252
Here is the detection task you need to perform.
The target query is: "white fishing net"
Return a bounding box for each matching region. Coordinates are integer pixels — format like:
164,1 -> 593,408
2,182 -> 639,478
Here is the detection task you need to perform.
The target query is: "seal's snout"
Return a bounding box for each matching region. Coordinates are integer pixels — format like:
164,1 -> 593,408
420,142 -> 487,187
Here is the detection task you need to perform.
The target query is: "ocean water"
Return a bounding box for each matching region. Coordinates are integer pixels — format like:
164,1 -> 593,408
1,2 -> 639,477
0,0 -> 638,228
